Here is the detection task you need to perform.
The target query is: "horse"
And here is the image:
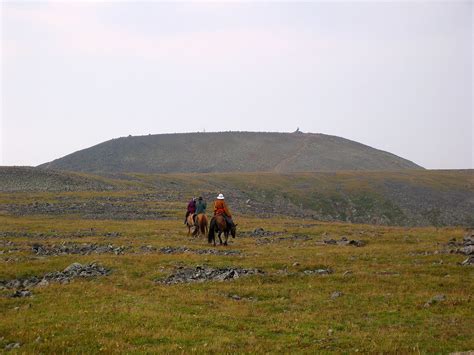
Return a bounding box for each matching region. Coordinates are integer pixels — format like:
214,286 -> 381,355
193,213 -> 208,238
208,215 -> 237,246
185,213 -> 196,236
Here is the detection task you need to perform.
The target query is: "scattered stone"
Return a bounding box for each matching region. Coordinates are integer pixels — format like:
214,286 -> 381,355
0,262 -> 110,290
444,231 -> 474,264
324,237 -> 366,247
156,266 -> 263,285
31,243 -> 129,256
104,232 -> 120,238
303,268 -> 333,276
256,234 -> 311,245
230,294 -> 241,300
159,246 -> 241,256
408,251 -> 439,256
249,228 -> 280,237
11,289 -> 31,298
36,279 -> 49,287
424,294 -> 446,307
292,262 -> 300,267
343,270 -> 353,276
5,343 -> 20,350
331,291 -> 343,299
140,245 -> 157,253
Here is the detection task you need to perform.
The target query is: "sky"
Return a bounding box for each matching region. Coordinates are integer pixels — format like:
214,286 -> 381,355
1,1 -> 472,169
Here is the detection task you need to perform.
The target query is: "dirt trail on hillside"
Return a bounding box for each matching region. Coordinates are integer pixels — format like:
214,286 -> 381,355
273,135 -> 313,173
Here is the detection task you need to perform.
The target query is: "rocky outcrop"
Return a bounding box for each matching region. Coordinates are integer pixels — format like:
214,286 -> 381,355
0,262 -> 110,290
156,266 -> 263,285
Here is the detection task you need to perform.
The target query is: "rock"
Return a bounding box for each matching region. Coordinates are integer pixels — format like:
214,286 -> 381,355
461,256 -> 474,266
230,294 -> 241,300
32,243 -> 130,256
5,343 -> 20,350
445,231 -> 474,258
0,262 -> 110,291
331,291 -> 343,299
251,228 -> 266,237
64,262 -> 83,274
256,234 -> 311,245
140,245 -> 157,253
158,246 -> 240,256
292,262 -> 300,267
156,266 -> 263,285
459,245 -> 474,255
324,237 -> 366,247
104,232 -> 120,237
424,294 -> 446,307
11,289 -> 31,298
303,268 -> 333,276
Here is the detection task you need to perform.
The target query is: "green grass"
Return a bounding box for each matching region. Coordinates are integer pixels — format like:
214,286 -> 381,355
0,189 -> 473,353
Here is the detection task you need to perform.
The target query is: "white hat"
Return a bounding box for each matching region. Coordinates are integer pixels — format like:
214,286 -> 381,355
217,193 -> 225,200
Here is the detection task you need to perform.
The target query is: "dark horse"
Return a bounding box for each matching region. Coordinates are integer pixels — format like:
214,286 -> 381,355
208,215 -> 236,246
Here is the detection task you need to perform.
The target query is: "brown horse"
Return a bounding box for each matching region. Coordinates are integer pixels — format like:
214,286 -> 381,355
185,213 -> 196,236
193,213 -> 208,238
208,215 -> 237,246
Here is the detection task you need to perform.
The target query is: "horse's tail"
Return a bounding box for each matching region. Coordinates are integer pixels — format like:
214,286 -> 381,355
200,215 -> 208,236
208,217 -> 215,244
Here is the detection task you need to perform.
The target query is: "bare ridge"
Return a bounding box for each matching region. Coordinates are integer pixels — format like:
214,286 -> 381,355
39,132 -> 423,173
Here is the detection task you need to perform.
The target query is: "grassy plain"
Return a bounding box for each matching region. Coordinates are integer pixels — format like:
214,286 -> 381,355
0,187 -> 473,353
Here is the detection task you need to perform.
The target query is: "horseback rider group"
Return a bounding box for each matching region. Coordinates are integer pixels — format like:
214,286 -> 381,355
184,194 -> 235,229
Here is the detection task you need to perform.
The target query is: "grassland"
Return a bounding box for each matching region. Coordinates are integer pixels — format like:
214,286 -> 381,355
0,185 -> 473,353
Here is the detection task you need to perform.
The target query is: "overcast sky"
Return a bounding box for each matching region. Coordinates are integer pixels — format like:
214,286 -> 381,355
1,1 -> 472,169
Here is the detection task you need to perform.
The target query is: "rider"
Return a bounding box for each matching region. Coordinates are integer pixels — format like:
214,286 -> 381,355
193,196 -> 207,224
213,193 -> 235,228
184,197 -> 196,225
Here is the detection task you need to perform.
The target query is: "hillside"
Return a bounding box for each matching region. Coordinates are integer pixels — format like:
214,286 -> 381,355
39,132 -> 422,173
1,167 -> 472,226
0,167 -> 117,192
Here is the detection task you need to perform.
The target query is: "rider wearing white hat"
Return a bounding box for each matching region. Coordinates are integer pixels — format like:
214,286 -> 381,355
214,193 -> 234,227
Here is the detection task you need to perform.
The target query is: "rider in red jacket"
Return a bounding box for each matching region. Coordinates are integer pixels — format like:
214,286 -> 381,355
184,198 -> 196,224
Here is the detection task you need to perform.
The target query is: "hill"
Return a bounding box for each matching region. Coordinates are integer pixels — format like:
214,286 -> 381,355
38,132 -> 422,173
0,166 -> 117,192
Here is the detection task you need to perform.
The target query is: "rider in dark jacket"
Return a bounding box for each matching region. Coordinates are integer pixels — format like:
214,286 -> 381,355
193,196 -> 207,224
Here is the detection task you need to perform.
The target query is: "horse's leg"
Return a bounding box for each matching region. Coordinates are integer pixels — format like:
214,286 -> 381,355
217,231 -> 223,245
224,231 -> 228,246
